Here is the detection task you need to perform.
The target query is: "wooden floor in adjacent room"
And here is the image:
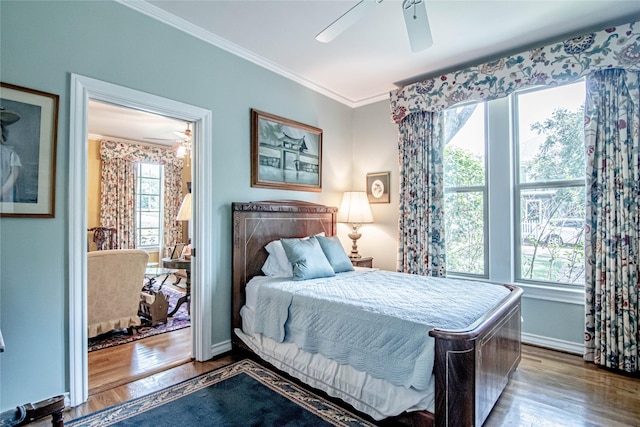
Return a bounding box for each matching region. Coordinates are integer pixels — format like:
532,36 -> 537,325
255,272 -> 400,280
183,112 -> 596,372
26,343 -> 639,426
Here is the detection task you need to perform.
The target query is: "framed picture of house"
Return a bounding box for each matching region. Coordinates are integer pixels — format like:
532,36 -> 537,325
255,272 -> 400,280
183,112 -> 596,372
251,109 -> 322,192
0,82 -> 59,217
366,172 -> 390,204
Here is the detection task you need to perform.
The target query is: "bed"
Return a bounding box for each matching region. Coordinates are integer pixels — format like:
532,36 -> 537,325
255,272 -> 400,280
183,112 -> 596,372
232,200 -> 522,427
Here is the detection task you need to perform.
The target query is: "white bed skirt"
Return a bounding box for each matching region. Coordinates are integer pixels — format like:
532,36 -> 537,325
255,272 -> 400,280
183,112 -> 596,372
237,307 -> 434,421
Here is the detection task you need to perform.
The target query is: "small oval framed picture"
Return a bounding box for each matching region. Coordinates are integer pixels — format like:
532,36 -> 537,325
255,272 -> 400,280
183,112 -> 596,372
366,172 -> 390,204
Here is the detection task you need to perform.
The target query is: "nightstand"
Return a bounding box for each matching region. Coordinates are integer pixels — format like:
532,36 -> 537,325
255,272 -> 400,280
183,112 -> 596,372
351,257 -> 373,268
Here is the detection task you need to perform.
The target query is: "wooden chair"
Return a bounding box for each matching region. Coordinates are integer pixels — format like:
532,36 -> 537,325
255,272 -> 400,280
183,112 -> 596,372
88,227 -> 117,251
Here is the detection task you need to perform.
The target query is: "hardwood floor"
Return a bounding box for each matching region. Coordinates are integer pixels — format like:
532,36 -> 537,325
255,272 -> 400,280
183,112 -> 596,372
88,326 -> 193,395
25,343 -> 639,426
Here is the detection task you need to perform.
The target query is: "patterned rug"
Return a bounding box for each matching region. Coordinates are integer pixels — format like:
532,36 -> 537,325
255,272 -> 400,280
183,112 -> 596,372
88,285 -> 190,352
67,359 -> 375,427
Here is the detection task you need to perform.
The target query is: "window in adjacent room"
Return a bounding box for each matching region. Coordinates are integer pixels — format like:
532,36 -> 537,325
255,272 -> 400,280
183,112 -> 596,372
443,103 -> 487,277
135,162 -> 164,250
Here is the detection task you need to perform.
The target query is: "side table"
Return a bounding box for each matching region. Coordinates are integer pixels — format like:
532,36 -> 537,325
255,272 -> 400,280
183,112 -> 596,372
351,256 -> 373,268
161,257 -> 191,316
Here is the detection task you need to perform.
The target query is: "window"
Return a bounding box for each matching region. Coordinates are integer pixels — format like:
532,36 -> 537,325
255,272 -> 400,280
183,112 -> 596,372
135,162 -> 164,249
443,81 -> 586,290
515,83 -> 586,285
443,103 -> 487,276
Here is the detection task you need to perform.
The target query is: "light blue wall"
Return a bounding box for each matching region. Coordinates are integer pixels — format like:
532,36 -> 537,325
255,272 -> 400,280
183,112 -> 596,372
0,0 -> 353,410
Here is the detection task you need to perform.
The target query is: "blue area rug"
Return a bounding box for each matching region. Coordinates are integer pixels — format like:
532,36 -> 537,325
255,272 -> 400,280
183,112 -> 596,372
88,285 -> 190,352
67,359 -> 375,427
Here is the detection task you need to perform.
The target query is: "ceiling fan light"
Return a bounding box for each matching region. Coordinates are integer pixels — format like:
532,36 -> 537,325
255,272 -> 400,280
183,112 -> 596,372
176,145 -> 187,158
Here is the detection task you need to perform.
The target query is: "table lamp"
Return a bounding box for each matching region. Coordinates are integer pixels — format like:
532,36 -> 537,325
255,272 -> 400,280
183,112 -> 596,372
176,184 -> 192,258
338,191 -> 374,259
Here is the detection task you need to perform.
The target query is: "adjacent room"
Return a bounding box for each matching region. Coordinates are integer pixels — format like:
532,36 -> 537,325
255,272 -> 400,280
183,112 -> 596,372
1,1 -> 639,426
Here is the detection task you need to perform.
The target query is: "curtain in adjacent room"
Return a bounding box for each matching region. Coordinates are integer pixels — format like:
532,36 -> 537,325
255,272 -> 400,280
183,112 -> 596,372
397,111 -> 445,277
584,69 -> 640,373
100,156 -> 136,249
163,162 -> 184,255
100,140 -> 184,251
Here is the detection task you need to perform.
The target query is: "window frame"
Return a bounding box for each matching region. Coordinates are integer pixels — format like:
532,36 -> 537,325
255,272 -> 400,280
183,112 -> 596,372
134,162 -> 164,252
512,82 -> 586,289
442,84 -> 586,305
442,102 -> 489,279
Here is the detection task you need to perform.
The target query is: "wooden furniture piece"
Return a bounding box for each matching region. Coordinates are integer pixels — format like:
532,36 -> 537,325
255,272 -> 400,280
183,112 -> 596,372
88,227 -> 117,251
139,290 -> 169,326
351,256 -> 373,268
161,257 -> 191,316
87,249 -> 149,338
232,200 -> 522,427
0,395 -> 64,427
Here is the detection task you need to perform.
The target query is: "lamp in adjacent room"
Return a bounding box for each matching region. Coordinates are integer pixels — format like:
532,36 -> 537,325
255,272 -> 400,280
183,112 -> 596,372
176,183 -> 192,258
338,191 -> 374,259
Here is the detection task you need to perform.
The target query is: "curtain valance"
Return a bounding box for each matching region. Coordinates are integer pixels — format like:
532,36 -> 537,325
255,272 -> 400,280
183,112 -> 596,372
100,140 -> 183,167
390,20 -> 640,123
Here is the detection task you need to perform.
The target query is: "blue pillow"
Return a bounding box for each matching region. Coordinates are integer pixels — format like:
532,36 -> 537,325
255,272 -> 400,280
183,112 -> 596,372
281,237 -> 335,281
316,235 -> 354,273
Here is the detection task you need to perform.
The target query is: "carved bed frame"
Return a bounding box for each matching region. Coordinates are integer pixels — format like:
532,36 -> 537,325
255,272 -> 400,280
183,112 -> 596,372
232,200 -> 522,427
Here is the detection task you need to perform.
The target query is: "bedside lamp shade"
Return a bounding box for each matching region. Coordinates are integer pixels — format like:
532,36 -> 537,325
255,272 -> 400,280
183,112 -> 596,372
338,191 -> 373,259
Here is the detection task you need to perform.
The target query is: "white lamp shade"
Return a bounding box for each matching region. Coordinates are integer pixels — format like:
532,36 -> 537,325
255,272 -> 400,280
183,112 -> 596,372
337,191 -> 373,224
176,193 -> 192,221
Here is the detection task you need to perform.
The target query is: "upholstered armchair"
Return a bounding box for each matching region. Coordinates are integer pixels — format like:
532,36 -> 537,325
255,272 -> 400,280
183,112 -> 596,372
87,249 -> 149,338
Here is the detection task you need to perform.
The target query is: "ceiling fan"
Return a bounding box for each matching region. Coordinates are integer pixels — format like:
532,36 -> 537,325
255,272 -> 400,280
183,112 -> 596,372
315,0 -> 432,53
173,123 -> 192,161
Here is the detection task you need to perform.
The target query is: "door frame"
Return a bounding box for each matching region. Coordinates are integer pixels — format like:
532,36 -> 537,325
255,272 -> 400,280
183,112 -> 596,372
69,74 -> 214,406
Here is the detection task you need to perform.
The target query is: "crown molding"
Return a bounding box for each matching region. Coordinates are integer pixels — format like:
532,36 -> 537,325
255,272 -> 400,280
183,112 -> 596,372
116,0 -> 386,109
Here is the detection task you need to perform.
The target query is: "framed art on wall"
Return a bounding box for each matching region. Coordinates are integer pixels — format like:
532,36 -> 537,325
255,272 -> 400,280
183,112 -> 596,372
0,82 -> 59,217
366,172 -> 390,204
251,109 -> 322,192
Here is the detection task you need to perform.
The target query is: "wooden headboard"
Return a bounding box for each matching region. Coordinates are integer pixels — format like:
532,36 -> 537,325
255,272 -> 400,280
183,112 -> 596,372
231,200 -> 337,333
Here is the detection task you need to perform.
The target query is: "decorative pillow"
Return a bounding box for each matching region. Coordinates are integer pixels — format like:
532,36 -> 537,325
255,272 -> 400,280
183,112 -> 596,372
281,236 -> 335,281
316,235 -> 354,273
264,240 -> 293,277
263,232 -> 326,277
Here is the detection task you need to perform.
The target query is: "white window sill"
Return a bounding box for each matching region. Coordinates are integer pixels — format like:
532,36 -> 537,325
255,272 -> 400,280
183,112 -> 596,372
515,282 -> 585,305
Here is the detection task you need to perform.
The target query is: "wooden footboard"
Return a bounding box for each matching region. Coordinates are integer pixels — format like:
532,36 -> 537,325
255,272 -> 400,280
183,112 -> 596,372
430,285 -> 522,427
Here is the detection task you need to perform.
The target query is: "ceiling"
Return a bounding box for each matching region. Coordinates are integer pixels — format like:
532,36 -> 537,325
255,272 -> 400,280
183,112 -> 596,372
90,0 -> 640,143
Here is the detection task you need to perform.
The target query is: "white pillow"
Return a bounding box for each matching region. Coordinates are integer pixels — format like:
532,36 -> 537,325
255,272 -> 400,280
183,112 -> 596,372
261,254 -> 286,277
264,240 -> 293,277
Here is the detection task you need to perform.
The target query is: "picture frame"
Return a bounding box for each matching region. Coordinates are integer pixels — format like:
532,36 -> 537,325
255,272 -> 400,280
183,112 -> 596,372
366,172 -> 390,204
1,82 -> 59,217
251,109 -> 322,192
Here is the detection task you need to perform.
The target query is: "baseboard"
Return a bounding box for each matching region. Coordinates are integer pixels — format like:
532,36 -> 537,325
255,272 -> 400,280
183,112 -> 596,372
211,339 -> 232,357
522,332 -> 584,355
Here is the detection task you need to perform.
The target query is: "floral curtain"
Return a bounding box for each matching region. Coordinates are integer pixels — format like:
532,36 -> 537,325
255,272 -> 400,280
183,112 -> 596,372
100,140 -> 184,250
397,111 -> 445,276
584,69 -> 640,373
163,163 -> 184,253
390,20 -> 640,122
99,157 -> 136,249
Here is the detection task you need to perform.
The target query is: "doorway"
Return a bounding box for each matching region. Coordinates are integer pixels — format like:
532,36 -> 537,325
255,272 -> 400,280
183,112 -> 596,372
86,102 -> 193,393
69,74 -> 214,406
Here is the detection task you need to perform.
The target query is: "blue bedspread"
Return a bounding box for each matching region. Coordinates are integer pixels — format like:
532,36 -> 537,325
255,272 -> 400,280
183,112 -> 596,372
252,269 -> 511,391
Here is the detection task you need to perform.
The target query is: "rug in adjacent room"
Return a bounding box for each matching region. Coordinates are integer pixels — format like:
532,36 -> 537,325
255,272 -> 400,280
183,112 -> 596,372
88,285 -> 190,352
67,359 -> 375,427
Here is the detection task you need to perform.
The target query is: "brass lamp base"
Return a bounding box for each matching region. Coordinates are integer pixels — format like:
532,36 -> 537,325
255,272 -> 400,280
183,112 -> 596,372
348,224 -> 363,259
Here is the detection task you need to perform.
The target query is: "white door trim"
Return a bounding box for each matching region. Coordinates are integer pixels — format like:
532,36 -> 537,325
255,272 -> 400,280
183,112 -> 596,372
69,74 -> 213,406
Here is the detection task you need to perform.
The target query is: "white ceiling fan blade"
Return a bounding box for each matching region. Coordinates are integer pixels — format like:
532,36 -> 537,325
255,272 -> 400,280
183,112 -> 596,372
402,0 -> 433,52
315,1 -> 377,43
